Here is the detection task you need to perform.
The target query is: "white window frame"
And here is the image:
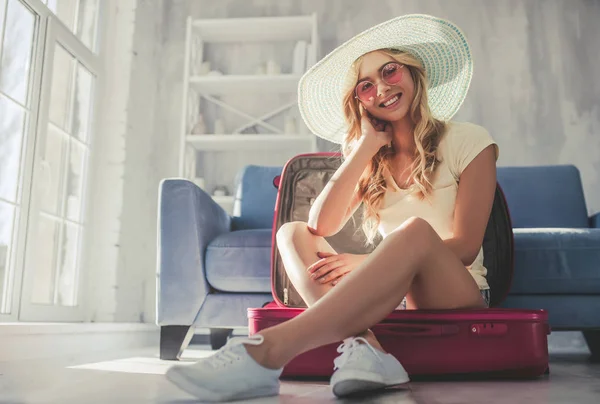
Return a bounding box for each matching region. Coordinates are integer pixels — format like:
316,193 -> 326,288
0,0 -> 47,322
0,0 -> 102,322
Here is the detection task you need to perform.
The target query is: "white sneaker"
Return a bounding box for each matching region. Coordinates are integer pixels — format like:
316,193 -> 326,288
330,337 -> 410,397
166,334 -> 282,402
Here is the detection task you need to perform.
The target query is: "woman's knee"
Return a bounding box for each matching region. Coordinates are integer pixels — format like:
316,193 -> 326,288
392,216 -> 434,236
387,217 -> 438,254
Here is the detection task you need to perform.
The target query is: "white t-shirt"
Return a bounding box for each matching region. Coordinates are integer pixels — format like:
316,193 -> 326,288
377,121 -> 499,290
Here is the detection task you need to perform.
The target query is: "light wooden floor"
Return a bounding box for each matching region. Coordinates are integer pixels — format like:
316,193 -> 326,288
0,340 -> 599,404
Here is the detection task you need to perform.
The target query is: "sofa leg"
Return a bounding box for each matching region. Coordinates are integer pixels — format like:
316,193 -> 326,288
160,325 -> 194,361
583,330 -> 600,361
210,328 -> 233,350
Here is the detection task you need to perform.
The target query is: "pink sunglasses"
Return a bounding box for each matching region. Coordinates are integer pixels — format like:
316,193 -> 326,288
354,62 -> 405,103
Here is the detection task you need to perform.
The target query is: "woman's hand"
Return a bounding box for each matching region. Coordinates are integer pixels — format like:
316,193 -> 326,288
359,104 -> 393,154
307,251 -> 368,286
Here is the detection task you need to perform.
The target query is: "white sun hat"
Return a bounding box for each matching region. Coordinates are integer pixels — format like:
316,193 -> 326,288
298,14 -> 473,145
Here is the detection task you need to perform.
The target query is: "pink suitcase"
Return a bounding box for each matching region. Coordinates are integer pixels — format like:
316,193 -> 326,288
247,153 -> 550,378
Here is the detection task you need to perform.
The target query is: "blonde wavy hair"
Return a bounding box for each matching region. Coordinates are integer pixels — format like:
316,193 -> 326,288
341,48 -> 448,246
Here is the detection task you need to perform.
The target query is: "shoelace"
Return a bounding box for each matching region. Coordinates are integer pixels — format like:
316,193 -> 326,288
208,335 -> 265,369
333,336 -> 382,371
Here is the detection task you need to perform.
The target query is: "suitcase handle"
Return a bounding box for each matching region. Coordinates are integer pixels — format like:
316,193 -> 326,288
372,323 -> 459,337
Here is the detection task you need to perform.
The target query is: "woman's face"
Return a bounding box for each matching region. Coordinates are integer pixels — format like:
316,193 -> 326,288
356,51 -> 415,122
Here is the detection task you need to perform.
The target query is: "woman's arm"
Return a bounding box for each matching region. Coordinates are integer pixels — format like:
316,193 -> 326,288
307,138 -> 377,237
447,144 -> 497,266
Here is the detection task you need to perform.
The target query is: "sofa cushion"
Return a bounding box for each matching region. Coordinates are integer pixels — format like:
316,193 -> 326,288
509,228 -> 600,294
205,229 -> 272,293
231,165 -> 282,231
497,165 -> 589,228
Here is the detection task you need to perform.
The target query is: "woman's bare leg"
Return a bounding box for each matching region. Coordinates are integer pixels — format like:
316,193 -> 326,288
276,221 -> 337,306
247,216 -> 486,369
276,221 -> 383,350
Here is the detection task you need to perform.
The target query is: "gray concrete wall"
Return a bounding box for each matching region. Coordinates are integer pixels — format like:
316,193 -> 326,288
84,0 -> 136,322
85,0 -> 164,323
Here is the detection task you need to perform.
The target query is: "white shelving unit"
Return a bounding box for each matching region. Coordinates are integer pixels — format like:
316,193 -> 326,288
178,14 -> 319,214
186,134 -> 315,151
191,16 -> 314,42
189,74 -> 302,94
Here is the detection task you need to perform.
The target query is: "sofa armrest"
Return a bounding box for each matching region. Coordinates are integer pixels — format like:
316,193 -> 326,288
156,179 -> 231,325
590,212 -> 600,228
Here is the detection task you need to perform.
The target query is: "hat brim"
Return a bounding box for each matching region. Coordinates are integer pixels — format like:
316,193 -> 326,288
298,14 -> 473,145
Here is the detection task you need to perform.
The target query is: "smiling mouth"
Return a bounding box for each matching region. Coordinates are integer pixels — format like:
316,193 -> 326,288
379,93 -> 402,109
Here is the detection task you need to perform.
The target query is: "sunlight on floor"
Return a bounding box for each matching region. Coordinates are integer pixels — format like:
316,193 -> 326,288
67,348 -> 213,375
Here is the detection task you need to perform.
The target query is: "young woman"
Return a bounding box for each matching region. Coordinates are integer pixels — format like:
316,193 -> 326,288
166,14 -> 499,402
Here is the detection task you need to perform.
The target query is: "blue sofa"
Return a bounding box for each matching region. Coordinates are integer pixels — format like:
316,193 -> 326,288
156,164 -> 600,360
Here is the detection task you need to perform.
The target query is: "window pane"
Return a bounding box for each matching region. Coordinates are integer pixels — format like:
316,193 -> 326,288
65,140 -> 85,222
0,94 -> 26,202
46,0 -> 77,31
0,0 -> 36,105
48,44 -> 74,130
56,222 -> 78,306
38,125 -> 67,215
72,63 -> 93,143
30,215 -> 59,305
77,0 -> 98,51
0,201 -> 16,314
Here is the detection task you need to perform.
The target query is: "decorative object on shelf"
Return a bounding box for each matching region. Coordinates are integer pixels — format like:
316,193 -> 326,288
199,61 -> 211,75
293,41 -> 307,74
254,63 -> 266,75
266,59 -> 281,75
191,113 -> 206,134
207,69 -> 223,76
212,185 -> 230,197
284,114 -> 297,134
193,177 -> 206,190
214,118 -> 226,134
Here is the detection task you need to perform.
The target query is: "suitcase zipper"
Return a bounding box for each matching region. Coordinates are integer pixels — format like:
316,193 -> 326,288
283,288 -> 289,306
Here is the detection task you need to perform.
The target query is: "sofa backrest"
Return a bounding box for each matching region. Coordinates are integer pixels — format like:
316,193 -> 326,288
231,165 -> 282,230
497,165 -> 589,228
232,164 -> 589,230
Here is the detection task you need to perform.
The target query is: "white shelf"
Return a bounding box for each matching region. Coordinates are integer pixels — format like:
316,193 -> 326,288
212,195 -> 234,205
187,134 -> 314,151
189,74 -> 301,95
192,16 -> 313,43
